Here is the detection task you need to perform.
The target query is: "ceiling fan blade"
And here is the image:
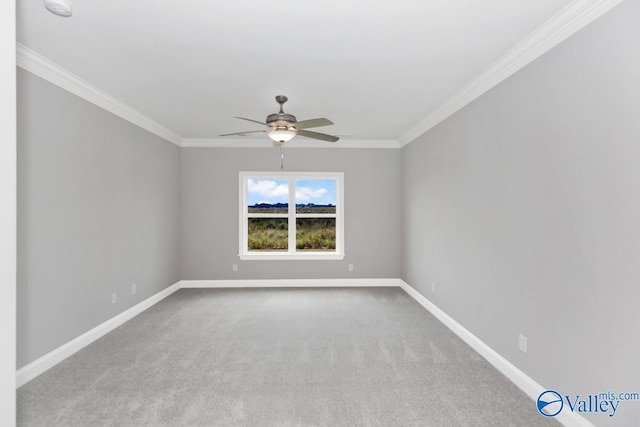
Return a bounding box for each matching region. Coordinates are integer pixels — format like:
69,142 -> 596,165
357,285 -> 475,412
295,118 -> 333,130
297,129 -> 339,142
234,116 -> 267,126
219,130 -> 266,136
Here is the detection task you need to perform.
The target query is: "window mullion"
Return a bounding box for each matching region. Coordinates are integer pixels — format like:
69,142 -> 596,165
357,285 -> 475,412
288,179 -> 296,254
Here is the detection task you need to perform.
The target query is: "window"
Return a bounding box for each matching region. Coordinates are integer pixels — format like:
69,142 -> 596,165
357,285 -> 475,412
239,172 -> 344,260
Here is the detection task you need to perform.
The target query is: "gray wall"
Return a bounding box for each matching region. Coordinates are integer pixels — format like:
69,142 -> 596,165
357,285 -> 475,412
17,69 -> 181,368
402,2 -> 639,425
180,147 -> 402,280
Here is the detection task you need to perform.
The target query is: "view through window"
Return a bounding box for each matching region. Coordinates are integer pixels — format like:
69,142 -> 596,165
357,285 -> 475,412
239,172 -> 344,260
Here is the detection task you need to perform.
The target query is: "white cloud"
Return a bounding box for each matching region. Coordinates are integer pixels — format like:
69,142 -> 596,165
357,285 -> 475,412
247,179 -> 288,199
248,180 -> 330,203
295,186 -> 328,202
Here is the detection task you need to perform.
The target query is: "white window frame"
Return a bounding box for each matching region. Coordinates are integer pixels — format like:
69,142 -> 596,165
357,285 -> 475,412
239,171 -> 345,260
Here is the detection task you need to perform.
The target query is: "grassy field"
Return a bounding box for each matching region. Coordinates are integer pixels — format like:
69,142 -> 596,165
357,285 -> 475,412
248,218 -> 288,251
248,218 -> 336,251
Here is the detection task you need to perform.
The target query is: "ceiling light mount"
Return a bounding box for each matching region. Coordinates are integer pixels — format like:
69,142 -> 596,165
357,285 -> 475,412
45,0 -> 72,17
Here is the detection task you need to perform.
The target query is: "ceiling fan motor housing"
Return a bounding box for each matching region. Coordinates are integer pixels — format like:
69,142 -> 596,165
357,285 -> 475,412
267,95 -> 296,128
266,112 -> 297,127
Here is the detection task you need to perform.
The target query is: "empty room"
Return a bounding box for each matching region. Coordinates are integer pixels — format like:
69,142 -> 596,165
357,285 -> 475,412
2,0 -> 639,426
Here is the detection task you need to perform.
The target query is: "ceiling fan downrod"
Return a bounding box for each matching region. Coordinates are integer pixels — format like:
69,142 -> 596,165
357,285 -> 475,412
275,95 -> 288,113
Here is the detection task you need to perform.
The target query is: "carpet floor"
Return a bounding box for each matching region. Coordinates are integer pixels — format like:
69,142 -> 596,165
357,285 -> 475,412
17,287 -> 559,426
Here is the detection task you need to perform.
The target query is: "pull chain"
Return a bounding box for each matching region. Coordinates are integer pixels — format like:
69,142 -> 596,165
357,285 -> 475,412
280,142 -> 285,170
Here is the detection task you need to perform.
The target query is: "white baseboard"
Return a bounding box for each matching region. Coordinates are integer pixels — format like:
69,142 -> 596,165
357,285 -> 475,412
398,279 -> 594,427
16,281 -> 181,387
179,278 -> 400,288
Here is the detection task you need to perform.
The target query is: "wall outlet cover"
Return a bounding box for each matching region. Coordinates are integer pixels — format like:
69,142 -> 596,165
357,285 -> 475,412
519,334 -> 528,354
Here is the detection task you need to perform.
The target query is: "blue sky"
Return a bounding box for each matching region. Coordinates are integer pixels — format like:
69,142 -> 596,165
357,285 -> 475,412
247,179 -> 336,205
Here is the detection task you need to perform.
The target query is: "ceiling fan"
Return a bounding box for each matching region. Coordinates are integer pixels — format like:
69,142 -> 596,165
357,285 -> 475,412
220,95 -> 339,144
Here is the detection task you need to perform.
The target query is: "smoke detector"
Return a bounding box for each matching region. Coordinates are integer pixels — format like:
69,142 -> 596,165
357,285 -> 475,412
45,0 -> 72,17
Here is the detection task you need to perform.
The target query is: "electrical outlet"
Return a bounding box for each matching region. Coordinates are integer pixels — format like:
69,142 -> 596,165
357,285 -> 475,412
431,282 -> 436,293
519,334 -> 528,354
131,283 -> 136,294
112,293 -> 117,304
232,264 -> 238,272
348,264 -> 354,272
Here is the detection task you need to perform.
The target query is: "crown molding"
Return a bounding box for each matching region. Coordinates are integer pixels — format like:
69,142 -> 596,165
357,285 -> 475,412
398,0 -> 625,147
16,43 -> 183,146
14,47 -> 398,150
180,138 -> 400,149
18,0 -> 622,150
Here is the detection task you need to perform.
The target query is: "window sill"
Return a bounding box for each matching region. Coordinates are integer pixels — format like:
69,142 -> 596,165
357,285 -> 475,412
239,253 -> 346,261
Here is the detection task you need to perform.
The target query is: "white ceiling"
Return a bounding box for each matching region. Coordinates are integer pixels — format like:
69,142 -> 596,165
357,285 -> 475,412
17,0 -> 585,147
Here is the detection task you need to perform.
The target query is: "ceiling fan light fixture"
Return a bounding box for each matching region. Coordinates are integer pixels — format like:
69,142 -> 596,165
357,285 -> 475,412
268,127 -> 296,143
